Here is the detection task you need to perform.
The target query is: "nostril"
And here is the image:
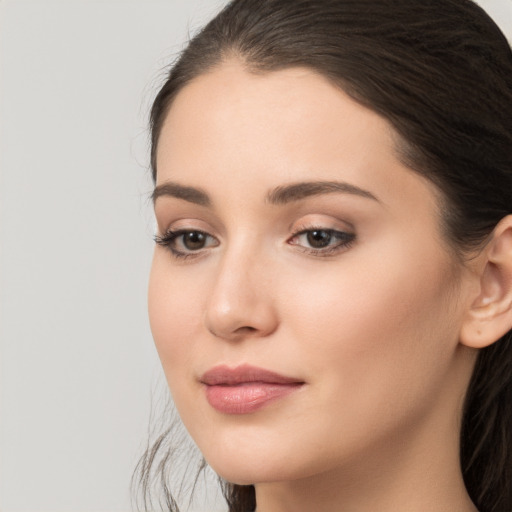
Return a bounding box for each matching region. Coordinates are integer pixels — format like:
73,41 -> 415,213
207,324 -> 257,339
236,326 -> 257,334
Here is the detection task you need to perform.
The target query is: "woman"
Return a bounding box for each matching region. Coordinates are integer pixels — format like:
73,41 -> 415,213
134,0 -> 512,511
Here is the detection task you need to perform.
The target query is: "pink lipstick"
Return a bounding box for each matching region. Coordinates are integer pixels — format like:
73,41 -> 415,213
200,364 -> 304,414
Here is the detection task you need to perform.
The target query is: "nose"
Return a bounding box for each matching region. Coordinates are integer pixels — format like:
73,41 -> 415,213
204,247 -> 279,342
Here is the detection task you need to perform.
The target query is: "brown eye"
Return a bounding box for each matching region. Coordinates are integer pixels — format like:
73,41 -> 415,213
306,230 -> 333,248
182,231 -> 207,250
289,228 -> 356,256
154,228 -> 219,259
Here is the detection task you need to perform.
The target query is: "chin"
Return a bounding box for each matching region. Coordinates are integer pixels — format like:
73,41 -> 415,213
203,452 -> 272,485
203,443 -> 328,487
199,443 -> 292,485
209,462 -> 289,486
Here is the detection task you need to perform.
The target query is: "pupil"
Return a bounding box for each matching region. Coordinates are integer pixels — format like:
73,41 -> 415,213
307,230 -> 332,248
184,231 -> 206,250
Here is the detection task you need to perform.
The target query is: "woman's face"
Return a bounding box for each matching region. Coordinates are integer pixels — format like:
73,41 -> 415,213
149,62 -> 476,485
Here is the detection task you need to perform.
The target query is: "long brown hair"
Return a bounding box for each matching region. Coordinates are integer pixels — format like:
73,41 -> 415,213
134,1 -> 512,510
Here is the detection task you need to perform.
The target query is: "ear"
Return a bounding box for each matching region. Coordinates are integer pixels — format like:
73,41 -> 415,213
460,215 -> 512,349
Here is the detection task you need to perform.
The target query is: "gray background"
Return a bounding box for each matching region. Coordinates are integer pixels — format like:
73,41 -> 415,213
0,1 -> 510,511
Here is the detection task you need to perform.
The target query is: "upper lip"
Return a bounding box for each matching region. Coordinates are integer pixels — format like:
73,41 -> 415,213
200,364 -> 304,386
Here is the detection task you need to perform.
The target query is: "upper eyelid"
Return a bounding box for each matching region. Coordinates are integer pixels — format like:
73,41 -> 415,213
289,227 -> 355,242
291,224 -> 352,232
156,218 -> 218,235
158,228 -> 218,242
155,205 -> 357,231
156,214 -> 356,240
289,221 -> 355,236
156,223 -> 354,238
288,211 -> 356,231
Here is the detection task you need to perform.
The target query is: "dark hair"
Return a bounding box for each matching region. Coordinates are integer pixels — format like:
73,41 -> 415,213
135,1 -> 512,511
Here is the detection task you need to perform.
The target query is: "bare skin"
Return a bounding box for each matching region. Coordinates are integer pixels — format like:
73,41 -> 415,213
149,61 -> 512,511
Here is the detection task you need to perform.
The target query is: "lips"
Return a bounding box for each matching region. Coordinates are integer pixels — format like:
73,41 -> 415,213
200,364 -> 304,414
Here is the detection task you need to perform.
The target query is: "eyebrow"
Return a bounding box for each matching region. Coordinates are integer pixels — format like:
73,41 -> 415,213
152,182 -> 211,206
152,180 -> 379,206
266,181 -> 379,204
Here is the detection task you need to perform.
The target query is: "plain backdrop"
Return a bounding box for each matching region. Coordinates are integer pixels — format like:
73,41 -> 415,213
0,1 -> 510,511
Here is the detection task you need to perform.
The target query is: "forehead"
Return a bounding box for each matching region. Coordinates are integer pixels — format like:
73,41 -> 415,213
158,63 -> 396,174
160,62 -> 397,140
156,61 -> 440,221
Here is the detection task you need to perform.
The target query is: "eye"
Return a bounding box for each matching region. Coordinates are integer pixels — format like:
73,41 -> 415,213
289,228 -> 355,256
304,230 -> 335,248
154,229 -> 219,259
180,231 -> 209,250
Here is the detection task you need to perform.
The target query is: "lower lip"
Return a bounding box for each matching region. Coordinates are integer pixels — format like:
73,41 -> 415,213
204,382 -> 302,414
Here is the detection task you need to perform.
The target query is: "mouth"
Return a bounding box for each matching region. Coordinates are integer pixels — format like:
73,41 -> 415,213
200,364 -> 305,414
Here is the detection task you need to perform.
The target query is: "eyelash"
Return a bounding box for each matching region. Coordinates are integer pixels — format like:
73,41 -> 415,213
288,226 -> 356,256
154,226 -> 356,260
154,229 -> 217,260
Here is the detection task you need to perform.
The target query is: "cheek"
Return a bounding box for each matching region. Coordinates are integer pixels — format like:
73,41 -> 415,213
148,253 -> 204,383
283,239 -> 460,413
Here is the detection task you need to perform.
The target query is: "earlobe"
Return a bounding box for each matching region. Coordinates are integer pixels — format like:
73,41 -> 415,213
460,215 -> 512,349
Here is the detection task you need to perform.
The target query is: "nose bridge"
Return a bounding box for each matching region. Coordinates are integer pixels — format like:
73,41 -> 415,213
204,235 -> 277,340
